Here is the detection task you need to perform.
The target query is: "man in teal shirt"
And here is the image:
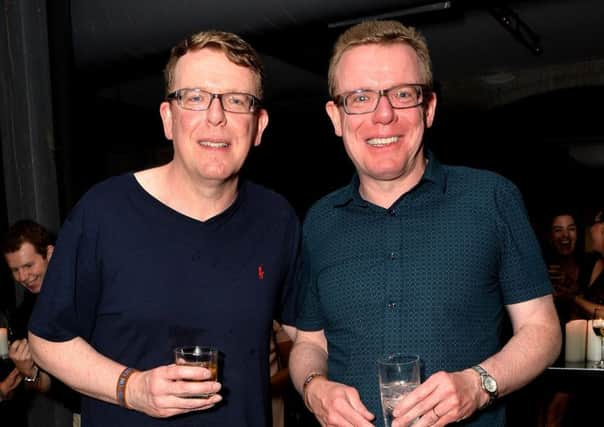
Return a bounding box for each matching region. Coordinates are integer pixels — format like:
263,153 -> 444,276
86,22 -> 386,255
290,20 -> 561,427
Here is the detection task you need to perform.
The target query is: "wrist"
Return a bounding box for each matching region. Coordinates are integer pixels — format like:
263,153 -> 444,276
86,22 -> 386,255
116,367 -> 139,409
302,372 -> 325,411
24,365 -> 39,383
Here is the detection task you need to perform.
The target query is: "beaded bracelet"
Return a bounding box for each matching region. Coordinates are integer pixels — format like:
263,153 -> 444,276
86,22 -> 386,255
116,367 -> 138,409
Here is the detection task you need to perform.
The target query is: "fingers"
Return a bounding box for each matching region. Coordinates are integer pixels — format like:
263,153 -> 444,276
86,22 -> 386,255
392,370 -> 475,427
128,365 -> 224,418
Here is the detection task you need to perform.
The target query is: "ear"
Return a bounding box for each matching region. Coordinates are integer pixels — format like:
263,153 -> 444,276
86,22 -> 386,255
325,100 -> 343,137
252,108 -> 269,147
159,101 -> 174,140
424,91 -> 438,128
45,245 -> 55,260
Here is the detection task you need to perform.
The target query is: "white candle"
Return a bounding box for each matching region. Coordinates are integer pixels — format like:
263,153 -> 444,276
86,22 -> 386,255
0,327 -> 8,359
565,319 -> 586,362
587,320 -> 602,361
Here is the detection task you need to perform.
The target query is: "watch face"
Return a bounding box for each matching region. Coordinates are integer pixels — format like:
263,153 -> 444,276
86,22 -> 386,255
484,376 -> 497,393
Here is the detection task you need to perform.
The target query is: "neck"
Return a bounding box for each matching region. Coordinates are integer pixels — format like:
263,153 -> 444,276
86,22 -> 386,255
136,163 -> 239,222
358,156 -> 427,209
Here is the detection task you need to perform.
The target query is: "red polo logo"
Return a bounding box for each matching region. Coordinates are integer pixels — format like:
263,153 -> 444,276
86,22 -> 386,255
258,265 -> 265,280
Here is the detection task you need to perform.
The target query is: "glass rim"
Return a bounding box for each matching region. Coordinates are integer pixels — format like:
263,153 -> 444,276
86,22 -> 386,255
377,353 -> 420,365
174,345 -> 218,354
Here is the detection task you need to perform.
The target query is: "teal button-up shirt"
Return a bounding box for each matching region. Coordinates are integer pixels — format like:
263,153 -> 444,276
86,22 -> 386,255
296,151 -> 552,426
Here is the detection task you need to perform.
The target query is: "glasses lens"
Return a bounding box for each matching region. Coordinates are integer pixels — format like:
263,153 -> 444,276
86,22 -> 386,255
344,91 -> 379,114
387,85 -> 423,109
179,89 -> 210,110
222,93 -> 255,113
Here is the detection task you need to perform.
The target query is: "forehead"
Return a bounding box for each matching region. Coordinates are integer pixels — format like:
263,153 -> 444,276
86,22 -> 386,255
334,43 -> 421,93
4,242 -> 41,267
172,48 -> 258,94
552,215 -> 575,228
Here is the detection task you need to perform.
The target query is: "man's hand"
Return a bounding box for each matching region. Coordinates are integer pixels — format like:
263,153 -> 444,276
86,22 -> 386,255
391,370 -> 482,427
125,363 -> 223,418
305,376 -> 374,427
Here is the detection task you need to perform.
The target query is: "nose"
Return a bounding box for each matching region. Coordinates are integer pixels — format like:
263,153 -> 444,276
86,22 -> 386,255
206,96 -> 227,126
372,94 -> 395,124
15,269 -> 28,283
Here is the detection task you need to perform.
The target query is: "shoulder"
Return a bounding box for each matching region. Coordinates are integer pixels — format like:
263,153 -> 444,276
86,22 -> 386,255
444,164 -> 517,191
64,174 -> 136,227
243,181 -> 300,223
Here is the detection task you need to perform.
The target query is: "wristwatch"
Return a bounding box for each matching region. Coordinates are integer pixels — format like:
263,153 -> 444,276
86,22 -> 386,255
471,365 -> 498,409
24,365 -> 39,383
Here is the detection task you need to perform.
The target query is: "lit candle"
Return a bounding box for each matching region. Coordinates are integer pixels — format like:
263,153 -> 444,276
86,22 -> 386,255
0,327 -> 8,359
565,319 -> 586,362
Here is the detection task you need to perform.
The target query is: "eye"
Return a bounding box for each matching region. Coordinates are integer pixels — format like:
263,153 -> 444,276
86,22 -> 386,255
348,92 -> 373,104
392,87 -> 414,99
183,90 -> 208,104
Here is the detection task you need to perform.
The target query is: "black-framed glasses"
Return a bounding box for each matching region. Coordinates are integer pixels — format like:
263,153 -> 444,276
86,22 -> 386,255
334,84 -> 430,115
166,88 -> 261,114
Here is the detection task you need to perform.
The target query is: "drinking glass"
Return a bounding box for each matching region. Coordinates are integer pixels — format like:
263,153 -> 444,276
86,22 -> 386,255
592,308 -> 604,368
174,346 -> 219,397
377,354 -> 421,427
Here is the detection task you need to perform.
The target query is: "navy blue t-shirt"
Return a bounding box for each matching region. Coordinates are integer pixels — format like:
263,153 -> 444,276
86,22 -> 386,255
29,174 -> 301,427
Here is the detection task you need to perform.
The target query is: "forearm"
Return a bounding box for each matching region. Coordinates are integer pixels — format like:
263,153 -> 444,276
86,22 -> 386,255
289,340 -> 328,394
28,332 -> 126,405
480,302 -> 561,397
574,295 -> 599,318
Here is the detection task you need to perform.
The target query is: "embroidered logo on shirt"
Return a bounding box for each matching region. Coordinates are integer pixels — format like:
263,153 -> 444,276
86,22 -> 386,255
258,265 -> 265,280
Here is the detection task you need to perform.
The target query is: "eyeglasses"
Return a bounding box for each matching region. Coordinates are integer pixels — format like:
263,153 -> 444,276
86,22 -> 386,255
334,84 -> 430,115
166,88 -> 261,114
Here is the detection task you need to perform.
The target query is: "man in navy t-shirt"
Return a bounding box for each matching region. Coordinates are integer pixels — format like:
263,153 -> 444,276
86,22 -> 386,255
28,30 -> 301,427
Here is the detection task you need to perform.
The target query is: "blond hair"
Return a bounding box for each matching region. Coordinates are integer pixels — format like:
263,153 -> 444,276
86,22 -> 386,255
328,20 -> 433,97
164,30 -> 264,98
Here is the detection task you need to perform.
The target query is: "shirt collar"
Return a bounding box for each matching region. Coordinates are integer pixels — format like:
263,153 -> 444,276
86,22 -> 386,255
332,149 -> 447,208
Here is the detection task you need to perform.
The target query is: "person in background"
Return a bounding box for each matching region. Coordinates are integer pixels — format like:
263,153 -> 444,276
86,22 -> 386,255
543,210 -> 583,324
574,208 -> 604,316
270,321 -> 292,427
27,30 -> 301,427
537,210 -> 583,427
289,20 -> 561,427
2,219 -> 75,427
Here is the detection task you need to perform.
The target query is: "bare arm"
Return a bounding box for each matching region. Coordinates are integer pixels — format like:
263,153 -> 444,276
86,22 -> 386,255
28,331 -> 222,418
289,329 -> 374,426
487,294 -> 562,394
574,295 -> 601,318
393,295 -> 561,427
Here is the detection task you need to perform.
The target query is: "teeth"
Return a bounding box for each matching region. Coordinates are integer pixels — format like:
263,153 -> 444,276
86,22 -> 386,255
199,141 -> 228,148
367,136 -> 398,146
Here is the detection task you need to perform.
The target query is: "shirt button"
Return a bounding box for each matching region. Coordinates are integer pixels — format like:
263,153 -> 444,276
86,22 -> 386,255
387,208 -> 397,216
389,252 -> 398,260
387,301 -> 397,309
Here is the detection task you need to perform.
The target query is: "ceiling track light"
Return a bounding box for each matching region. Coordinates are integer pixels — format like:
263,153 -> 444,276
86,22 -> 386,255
328,1 -> 453,28
488,5 -> 543,56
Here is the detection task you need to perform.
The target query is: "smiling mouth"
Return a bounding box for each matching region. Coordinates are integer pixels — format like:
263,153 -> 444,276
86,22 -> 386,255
199,140 -> 229,148
366,136 -> 398,147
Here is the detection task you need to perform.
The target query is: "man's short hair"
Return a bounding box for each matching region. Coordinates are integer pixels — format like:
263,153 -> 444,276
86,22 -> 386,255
164,30 -> 265,98
2,219 -> 54,258
328,20 -> 433,97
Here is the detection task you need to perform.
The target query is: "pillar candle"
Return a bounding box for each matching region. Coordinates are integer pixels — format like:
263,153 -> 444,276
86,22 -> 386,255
565,319 -> 586,362
0,327 -> 8,358
587,320 -> 602,361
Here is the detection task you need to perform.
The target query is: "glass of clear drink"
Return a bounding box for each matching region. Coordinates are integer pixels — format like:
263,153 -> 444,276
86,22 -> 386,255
377,354 -> 421,427
174,346 -> 219,397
